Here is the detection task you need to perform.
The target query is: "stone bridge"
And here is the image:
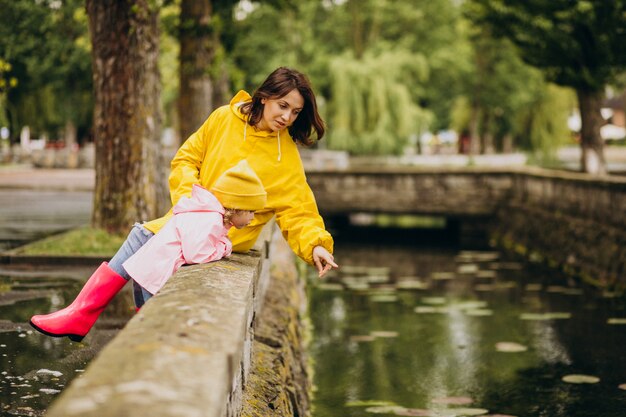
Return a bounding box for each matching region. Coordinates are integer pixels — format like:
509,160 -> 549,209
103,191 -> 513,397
307,166 -> 626,286
307,166 -> 513,217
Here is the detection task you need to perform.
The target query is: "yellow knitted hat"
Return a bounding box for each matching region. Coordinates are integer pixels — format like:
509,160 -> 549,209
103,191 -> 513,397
210,160 -> 267,211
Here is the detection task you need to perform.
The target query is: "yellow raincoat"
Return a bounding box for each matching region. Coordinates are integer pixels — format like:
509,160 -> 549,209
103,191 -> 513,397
144,91 -> 333,265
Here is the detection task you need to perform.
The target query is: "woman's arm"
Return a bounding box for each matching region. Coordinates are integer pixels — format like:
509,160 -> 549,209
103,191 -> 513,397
273,178 -> 335,266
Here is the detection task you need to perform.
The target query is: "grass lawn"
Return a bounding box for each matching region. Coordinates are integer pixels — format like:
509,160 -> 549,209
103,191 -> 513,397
16,227 -> 126,257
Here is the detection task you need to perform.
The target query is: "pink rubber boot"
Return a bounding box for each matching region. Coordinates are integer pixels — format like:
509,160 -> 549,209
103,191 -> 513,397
30,262 -> 127,342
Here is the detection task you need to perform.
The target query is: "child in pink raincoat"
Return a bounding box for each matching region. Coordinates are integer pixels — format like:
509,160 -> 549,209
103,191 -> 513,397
122,159 -> 266,303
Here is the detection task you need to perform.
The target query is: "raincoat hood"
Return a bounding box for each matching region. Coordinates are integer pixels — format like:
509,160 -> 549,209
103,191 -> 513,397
173,184 -> 225,216
230,90 -> 281,145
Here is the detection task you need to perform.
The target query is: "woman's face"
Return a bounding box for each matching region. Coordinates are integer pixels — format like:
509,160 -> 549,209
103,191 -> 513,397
258,89 -> 304,132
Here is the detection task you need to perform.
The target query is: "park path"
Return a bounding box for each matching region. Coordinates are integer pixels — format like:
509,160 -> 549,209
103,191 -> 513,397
0,165 -> 94,191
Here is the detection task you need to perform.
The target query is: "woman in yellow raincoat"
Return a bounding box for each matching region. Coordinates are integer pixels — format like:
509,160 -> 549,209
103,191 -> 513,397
30,67 -> 338,342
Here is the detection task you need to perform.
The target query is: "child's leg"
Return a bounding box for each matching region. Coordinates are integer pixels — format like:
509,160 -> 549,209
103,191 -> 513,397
30,223 -> 154,341
108,223 -> 154,279
108,223 -> 155,308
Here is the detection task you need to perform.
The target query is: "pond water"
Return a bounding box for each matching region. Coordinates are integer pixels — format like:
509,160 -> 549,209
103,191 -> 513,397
0,265 -> 133,416
0,189 -> 92,251
308,228 -> 626,417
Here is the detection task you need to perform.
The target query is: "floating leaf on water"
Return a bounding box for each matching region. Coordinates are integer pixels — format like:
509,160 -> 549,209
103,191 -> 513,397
350,335 -> 376,343
457,251 -> 500,262
346,400 -> 398,407
367,286 -> 398,296
394,408 -> 435,416
495,342 -> 528,352
367,275 -> 391,284
365,267 -> 392,276
439,407 -> 489,416
457,264 -> 479,274
524,284 -> 542,291
520,312 -> 571,321
346,282 -> 371,291
431,396 -> 473,405
370,331 -> 399,338
454,301 -> 488,310
370,295 -> 399,303
396,280 -> 430,290
432,272 -> 456,280
317,283 -> 344,291
365,405 -> 407,414
607,318 -> 626,325
562,374 -> 600,384
618,383 -> 626,390
465,309 -> 493,317
422,297 -> 447,305
415,306 -> 449,314
339,266 -> 370,275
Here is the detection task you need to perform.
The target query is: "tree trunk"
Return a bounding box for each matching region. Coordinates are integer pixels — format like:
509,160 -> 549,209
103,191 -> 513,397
87,0 -> 166,234
178,0 -> 215,143
576,88 -> 607,175
480,110 -> 495,154
349,0 -> 364,59
469,103 -> 480,155
211,59 -> 230,108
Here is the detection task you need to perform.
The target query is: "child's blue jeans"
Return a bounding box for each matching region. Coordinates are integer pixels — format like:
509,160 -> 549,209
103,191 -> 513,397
108,222 -> 154,308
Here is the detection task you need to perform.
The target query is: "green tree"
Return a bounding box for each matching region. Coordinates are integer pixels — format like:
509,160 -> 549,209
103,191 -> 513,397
451,25 -> 573,159
0,0 -> 92,142
228,0 -> 467,155
468,0 -> 626,174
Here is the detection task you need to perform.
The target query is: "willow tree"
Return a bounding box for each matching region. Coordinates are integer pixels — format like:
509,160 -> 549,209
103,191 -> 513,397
468,0 -> 626,174
327,51 -> 432,155
87,0 -> 166,233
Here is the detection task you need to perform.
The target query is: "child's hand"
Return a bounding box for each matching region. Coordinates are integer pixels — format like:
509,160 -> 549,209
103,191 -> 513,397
313,246 -> 338,278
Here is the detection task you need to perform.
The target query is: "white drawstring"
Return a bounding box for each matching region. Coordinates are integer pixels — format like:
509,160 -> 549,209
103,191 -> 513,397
243,119 -> 281,162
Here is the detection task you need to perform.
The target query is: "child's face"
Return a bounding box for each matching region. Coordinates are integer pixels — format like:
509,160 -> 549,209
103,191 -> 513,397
229,211 -> 255,229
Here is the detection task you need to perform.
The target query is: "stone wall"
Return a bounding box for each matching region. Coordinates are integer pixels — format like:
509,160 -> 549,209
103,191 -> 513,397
45,226 -> 275,417
307,166 -> 626,288
491,168 -> 626,288
241,229 -> 311,417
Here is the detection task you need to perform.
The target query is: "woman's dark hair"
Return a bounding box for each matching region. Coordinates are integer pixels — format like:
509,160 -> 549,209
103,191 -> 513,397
241,67 -> 325,146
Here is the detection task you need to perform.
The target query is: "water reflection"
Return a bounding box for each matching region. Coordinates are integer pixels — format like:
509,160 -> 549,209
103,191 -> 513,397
0,265 -> 133,416
309,241 -> 626,417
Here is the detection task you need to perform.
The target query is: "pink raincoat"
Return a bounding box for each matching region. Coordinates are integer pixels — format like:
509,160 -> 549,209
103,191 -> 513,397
123,184 -> 232,295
